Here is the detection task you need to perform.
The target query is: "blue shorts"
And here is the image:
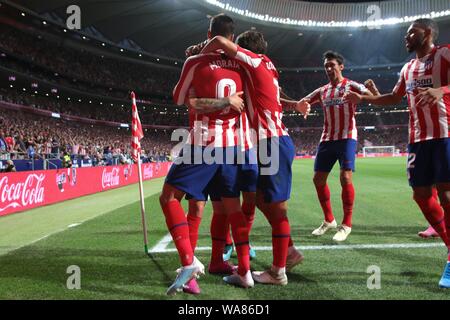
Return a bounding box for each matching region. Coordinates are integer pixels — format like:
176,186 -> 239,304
407,138 -> 450,187
166,146 -> 240,201
314,139 -> 357,173
257,136 -> 295,203
239,148 -> 258,193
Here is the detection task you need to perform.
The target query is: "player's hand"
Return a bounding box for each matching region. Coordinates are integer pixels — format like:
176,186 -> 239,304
415,87 -> 443,108
185,40 -> 208,57
295,98 -> 311,119
227,91 -> 245,113
344,91 -> 362,104
364,79 -> 381,96
185,45 -> 200,57
364,79 -> 376,88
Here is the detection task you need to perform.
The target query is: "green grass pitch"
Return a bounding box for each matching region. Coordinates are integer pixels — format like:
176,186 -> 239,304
0,157 -> 449,299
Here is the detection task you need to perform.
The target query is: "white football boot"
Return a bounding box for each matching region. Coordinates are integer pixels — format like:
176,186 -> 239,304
311,219 -> 337,236
252,267 -> 288,286
286,246 -> 305,272
223,270 -> 254,288
332,225 -> 352,242
166,256 -> 205,296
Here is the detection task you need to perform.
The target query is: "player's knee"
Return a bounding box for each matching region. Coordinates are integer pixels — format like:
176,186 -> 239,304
159,192 -> 175,207
313,175 -> 326,186
340,171 -> 352,185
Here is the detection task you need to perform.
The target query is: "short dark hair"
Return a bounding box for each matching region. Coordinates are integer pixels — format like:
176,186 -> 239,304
413,18 -> 439,41
323,50 -> 344,65
209,14 -> 234,38
236,30 -> 267,54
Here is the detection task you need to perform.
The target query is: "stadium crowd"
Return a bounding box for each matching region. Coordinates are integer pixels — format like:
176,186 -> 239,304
0,22 -> 412,169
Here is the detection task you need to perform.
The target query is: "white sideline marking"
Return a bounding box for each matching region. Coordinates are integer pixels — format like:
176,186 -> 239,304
68,223 -> 81,228
149,233 -> 174,253
149,241 -> 445,253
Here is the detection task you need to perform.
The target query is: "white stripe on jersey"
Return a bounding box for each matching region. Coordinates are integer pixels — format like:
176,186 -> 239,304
323,86 -> 333,141
408,60 -> 422,141
265,110 -> 278,138
434,49 -> 449,138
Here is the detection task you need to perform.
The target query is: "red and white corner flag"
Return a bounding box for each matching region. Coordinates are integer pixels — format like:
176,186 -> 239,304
131,92 -> 149,254
131,91 -> 144,162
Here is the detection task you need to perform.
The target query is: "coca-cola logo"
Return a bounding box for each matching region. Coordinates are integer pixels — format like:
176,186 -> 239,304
102,168 -> 120,189
0,174 -> 45,213
143,165 -> 153,180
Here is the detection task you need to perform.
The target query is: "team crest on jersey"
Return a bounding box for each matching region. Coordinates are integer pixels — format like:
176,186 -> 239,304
424,59 -> 433,70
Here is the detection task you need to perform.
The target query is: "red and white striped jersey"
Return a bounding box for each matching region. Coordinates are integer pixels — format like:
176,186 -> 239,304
306,78 -> 368,142
173,52 -> 244,147
235,46 -> 289,140
393,45 -> 450,144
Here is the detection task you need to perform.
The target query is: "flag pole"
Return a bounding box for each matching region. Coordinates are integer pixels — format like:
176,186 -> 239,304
137,153 -> 149,254
131,91 -> 149,254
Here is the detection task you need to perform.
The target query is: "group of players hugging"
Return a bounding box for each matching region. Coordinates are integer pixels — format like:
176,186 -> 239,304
157,14 -> 450,295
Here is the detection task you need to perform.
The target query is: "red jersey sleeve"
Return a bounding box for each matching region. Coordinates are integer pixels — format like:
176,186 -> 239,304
173,55 -> 202,105
349,80 -> 369,95
305,88 -> 322,105
234,46 -> 264,70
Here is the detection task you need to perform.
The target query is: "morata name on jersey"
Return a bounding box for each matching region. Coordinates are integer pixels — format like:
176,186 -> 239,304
209,59 -> 241,71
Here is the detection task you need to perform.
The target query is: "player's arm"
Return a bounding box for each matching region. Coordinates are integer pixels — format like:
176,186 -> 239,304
200,36 -> 238,58
345,76 -> 403,106
291,89 -> 322,119
364,79 -> 381,96
345,91 -> 402,105
185,40 -> 208,57
279,89 -> 311,118
416,85 -> 450,108
187,91 -> 245,114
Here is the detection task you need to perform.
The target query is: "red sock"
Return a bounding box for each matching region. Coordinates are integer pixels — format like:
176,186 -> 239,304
441,203 -> 450,261
288,237 -> 294,248
242,201 -> 256,234
269,216 -> 291,268
414,195 -> 450,249
225,215 -> 233,245
187,214 -> 201,253
161,200 -> 193,266
228,211 -> 250,276
432,187 -> 438,201
315,184 -> 334,223
210,213 -> 228,265
341,183 -> 355,227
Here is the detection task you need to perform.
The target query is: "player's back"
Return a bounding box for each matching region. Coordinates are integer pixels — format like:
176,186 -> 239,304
174,52 -> 244,147
235,47 -> 287,140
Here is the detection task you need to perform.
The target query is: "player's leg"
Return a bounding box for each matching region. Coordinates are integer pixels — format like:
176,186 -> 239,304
183,198 -> 205,295
253,194 -> 290,285
221,196 -> 253,288
252,136 -> 294,284
160,183 -> 205,295
209,199 -> 237,275
333,139 -> 357,241
220,153 -> 253,288
437,183 -> 450,288
312,141 -> 338,235
159,183 -> 193,267
242,191 -> 257,259
418,187 -> 440,238
161,159 -> 218,295
433,138 -> 450,287
187,199 -> 205,252
257,192 -> 303,272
